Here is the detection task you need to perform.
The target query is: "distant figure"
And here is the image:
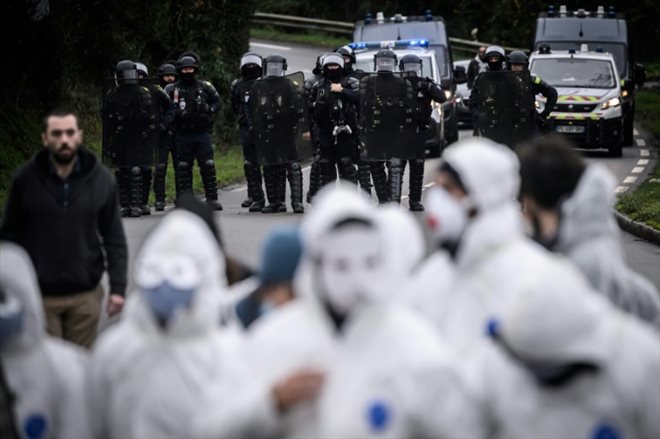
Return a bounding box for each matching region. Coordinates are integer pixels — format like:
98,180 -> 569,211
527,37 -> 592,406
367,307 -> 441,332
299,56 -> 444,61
467,46 -> 487,89
0,109 -> 127,348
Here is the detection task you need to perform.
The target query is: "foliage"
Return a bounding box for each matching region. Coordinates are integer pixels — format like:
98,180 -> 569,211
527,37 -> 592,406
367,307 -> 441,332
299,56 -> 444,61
251,26 -> 349,49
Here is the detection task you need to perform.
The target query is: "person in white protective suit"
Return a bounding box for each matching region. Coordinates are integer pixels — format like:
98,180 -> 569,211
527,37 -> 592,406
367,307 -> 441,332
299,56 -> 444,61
474,269 -> 660,438
0,242 -> 91,439
88,210 -> 248,439
517,136 -> 660,329
193,184 -> 481,439
421,138 -> 598,354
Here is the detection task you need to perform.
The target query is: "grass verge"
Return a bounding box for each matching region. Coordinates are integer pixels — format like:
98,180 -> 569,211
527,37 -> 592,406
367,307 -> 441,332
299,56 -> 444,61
616,89 -> 660,230
250,26 -> 349,49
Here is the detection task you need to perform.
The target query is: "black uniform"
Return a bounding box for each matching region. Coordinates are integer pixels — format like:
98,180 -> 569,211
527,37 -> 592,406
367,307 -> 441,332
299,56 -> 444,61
309,75 -> 360,188
388,76 -> 446,210
164,77 -> 222,209
230,76 -> 266,211
304,72 -> 325,203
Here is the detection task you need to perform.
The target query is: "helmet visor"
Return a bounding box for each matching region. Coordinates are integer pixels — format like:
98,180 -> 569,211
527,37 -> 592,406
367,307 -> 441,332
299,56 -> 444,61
240,54 -> 262,69
376,57 -> 396,72
402,63 -> 422,76
266,63 -> 284,77
122,69 -> 138,80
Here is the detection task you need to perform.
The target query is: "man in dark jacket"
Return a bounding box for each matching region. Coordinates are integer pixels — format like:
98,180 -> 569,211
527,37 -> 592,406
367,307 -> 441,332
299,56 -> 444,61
0,109 -> 128,348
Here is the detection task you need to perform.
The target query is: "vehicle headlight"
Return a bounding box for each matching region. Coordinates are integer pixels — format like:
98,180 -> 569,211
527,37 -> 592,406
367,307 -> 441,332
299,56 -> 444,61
455,96 -> 462,103
444,90 -> 452,100
601,97 -> 620,110
621,89 -> 629,98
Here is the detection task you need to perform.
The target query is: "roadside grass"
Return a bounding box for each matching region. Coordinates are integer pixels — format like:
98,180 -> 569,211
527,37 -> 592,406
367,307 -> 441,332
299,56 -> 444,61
250,26 -> 349,49
644,61 -> 660,82
616,89 -> 660,230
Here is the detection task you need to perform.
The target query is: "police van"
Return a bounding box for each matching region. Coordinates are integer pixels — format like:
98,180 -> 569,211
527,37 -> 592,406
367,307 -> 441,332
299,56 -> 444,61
350,39 -> 450,158
353,11 -> 459,146
533,5 -> 646,146
529,46 -> 624,157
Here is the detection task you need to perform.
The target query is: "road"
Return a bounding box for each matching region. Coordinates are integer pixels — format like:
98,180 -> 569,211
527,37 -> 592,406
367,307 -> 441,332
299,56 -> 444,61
120,40 -> 660,292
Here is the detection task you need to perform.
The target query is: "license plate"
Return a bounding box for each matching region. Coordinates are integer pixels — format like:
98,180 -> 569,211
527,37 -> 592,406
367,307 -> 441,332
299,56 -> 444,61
556,125 -> 585,134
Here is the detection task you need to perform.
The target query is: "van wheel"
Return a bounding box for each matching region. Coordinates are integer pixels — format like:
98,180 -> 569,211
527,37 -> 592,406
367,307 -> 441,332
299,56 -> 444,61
609,138 -> 623,158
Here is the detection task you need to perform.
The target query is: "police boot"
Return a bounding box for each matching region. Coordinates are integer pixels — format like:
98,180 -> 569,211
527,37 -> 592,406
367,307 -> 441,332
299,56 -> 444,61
306,155 -> 321,204
244,162 -> 265,212
140,167 -> 152,215
319,158 -> 337,189
201,159 -> 223,211
370,162 -> 390,204
277,166 -> 287,212
116,169 -> 131,217
357,161 -> 373,197
129,166 -> 142,218
153,163 -> 167,211
388,159 -> 404,204
241,162 -> 254,208
288,162 -> 304,214
261,166 -> 282,214
409,159 -> 425,211
176,161 -> 193,197
338,157 -> 358,184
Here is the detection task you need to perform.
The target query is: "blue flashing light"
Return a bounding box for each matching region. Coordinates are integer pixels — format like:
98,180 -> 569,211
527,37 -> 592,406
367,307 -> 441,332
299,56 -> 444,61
547,5 -> 555,17
349,39 -> 429,50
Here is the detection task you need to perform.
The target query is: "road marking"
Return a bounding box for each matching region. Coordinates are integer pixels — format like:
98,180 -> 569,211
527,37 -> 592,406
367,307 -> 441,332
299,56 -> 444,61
249,42 -> 291,51
640,149 -> 650,157
623,176 -> 637,184
637,159 -> 649,166
615,186 -> 629,194
631,167 -> 645,174
635,138 -> 646,147
633,128 -> 639,136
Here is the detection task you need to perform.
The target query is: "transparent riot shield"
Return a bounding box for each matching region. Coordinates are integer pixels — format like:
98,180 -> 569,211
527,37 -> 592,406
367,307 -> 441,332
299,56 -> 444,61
475,70 -> 535,148
102,78 -> 159,168
358,72 -> 418,161
248,72 -> 311,166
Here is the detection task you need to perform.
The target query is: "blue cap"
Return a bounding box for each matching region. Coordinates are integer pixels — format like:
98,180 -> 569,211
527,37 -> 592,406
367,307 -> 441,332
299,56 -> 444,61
259,225 -> 303,287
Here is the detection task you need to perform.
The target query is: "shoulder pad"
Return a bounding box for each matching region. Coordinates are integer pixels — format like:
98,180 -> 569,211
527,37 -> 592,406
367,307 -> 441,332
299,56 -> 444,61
533,75 -> 542,84
155,84 -> 163,92
203,81 -> 213,87
230,78 -> 239,87
140,86 -> 150,92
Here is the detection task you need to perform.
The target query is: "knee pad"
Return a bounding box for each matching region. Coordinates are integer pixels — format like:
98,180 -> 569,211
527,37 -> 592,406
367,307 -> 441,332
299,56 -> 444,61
130,166 -> 141,177
156,163 -> 167,172
177,161 -> 190,172
203,159 -> 215,170
289,161 -> 301,172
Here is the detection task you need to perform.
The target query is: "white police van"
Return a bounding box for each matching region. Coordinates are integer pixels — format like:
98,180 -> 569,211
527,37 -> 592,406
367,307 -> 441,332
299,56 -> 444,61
529,45 -> 624,157
351,39 -> 451,157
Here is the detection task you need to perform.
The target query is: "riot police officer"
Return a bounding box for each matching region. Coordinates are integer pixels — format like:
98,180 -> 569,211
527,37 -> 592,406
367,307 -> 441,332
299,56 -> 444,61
102,60 -> 156,217
469,45 -> 507,135
309,53 -> 359,190
134,62 -> 175,214
152,61 -> 179,211
250,55 -> 305,214
304,54 -> 327,204
230,52 -> 266,212
164,54 -> 223,210
396,54 -> 446,211
508,50 -> 558,128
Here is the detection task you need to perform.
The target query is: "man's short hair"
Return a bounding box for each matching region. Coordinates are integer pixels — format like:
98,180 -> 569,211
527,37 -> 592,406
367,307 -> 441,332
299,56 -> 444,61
42,109 -> 79,133
517,135 -> 585,209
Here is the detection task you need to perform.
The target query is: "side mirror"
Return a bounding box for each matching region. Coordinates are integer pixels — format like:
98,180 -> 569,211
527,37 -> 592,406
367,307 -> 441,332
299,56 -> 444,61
633,63 -> 646,87
453,65 -> 467,84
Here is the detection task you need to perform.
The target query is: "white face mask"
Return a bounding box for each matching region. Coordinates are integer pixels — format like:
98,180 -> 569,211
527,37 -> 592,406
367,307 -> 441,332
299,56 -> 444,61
315,225 -> 386,314
424,186 -> 469,244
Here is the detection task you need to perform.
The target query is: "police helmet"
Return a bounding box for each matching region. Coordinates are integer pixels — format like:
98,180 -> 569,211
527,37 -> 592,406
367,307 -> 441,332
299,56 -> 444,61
484,46 -> 506,71
336,45 -> 356,65
135,62 -> 149,77
374,49 -> 397,72
321,53 -> 344,69
157,62 -> 177,77
508,51 -> 528,66
263,55 -> 287,77
180,51 -> 201,64
115,60 -> 138,83
240,52 -> 263,69
177,55 -> 199,72
399,54 -> 423,75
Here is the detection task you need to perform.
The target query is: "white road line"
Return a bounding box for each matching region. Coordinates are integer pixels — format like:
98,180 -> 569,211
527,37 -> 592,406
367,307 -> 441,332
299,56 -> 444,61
636,138 -> 646,147
631,167 -> 645,174
615,186 -> 629,194
623,176 -> 638,184
637,159 -> 649,166
249,42 -> 291,51
640,149 -> 650,157
633,128 -> 639,136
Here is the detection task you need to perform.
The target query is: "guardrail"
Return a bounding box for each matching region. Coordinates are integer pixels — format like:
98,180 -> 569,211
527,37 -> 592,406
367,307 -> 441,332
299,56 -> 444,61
253,12 -> 526,53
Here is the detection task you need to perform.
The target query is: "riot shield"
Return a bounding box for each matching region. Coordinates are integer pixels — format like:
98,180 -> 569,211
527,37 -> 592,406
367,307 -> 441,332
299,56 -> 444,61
358,72 -> 418,161
249,72 -> 311,166
102,78 -> 159,168
475,71 -> 535,148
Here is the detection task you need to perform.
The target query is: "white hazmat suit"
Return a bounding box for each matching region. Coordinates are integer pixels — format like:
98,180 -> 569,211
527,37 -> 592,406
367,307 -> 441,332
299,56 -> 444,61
88,211 -> 248,438
0,242 -> 91,439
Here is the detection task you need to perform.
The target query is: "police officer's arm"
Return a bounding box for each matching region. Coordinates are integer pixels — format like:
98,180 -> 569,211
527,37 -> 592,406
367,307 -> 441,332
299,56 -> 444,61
158,88 -> 176,127
203,81 -> 222,113
230,79 -> 241,116
467,59 -> 479,89
423,80 -> 447,104
534,76 -> 558,118
468,76 -> 480,116
339,77 -> 360,105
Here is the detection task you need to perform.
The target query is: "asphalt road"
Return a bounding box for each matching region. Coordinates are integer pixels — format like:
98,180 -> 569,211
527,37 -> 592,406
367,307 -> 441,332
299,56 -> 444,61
120,40 -> 660,292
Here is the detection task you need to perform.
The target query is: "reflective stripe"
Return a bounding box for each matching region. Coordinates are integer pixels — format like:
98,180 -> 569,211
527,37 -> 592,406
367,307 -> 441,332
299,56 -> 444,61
558,95 -> 603,102
534,76 -> 542,84
551,112 -> 601,121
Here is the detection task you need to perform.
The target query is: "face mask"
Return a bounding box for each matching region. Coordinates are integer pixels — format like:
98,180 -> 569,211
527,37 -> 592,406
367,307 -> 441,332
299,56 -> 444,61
315,225 -> 385,314
424,186 -> 469,244
487,59 -> 503,72
180,72 -> 196,83
135,256 -> 202,324
242,66 -> 261,80
324,67 -> 342,82
0,295 -> 24,346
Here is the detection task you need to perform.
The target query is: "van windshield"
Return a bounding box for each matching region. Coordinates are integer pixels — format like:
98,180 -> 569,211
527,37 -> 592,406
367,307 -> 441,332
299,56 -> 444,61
534,42 -> 626,76
531,58 -> 616,89
355,54 -> 434,77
